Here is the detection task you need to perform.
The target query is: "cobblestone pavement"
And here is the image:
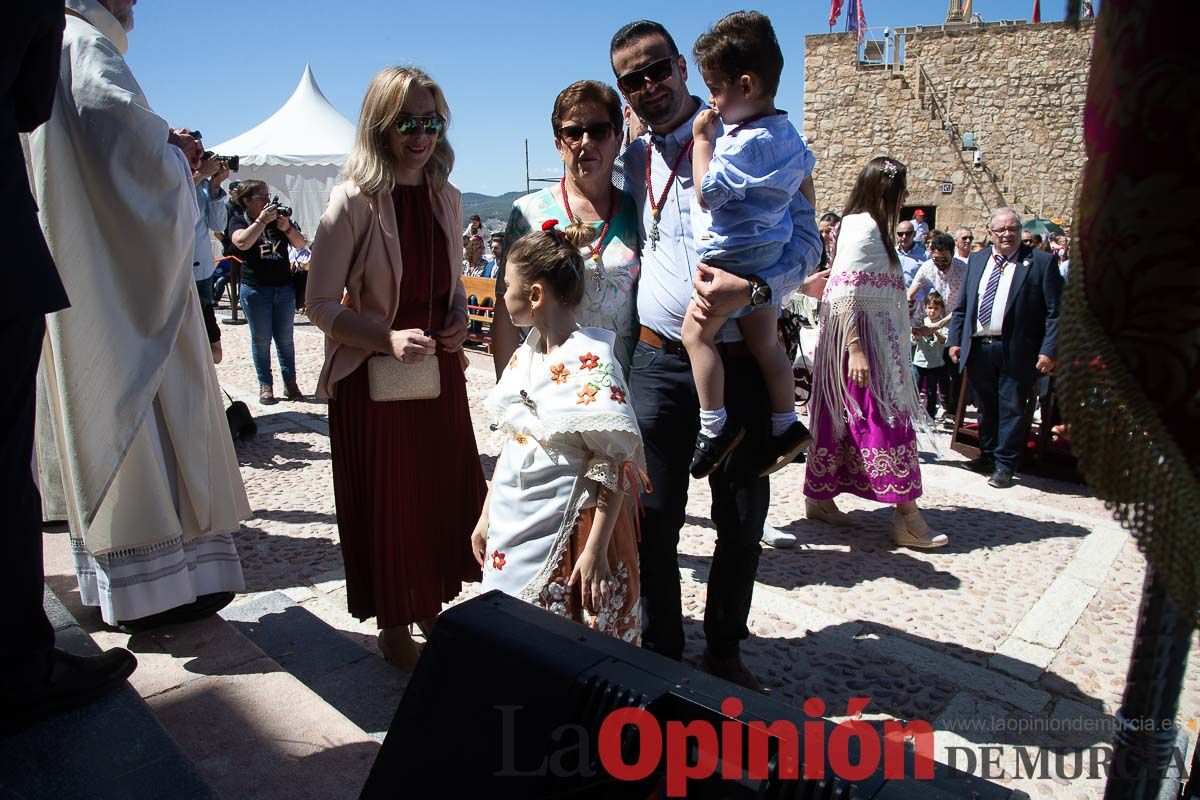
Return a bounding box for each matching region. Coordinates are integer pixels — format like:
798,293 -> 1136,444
210,304 -> 1199,799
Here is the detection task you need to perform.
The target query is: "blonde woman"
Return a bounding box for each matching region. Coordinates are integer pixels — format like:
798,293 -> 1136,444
306,67 -> 485,670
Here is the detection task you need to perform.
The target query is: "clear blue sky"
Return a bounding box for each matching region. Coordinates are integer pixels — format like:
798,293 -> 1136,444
126,0 -> 1091,195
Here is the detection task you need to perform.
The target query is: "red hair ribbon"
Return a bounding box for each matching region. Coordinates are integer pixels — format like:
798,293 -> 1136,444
541,219 -> 559,232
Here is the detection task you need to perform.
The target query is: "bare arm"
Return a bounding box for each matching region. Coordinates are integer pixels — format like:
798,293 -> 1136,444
798,175 -> 817,209
690,109 -> 720,209
569,486 -> 625,613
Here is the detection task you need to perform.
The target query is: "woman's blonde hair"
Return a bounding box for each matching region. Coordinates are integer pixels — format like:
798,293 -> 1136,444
344,66 -> 454,195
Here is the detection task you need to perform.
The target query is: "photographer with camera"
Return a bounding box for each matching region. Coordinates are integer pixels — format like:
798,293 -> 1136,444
229,180 -> 307,403
189,141 -> 231,363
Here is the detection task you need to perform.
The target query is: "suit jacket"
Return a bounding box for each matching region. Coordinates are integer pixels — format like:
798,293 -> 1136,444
306,178 -> 468,399
4,0 -> 68,320
948,244 -> 1063,384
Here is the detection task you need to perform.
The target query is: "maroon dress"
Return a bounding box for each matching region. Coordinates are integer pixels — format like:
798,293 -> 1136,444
328,184 -> 485,628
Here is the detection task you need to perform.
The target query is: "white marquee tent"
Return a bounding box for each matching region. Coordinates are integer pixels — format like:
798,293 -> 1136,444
211,65 -> 355,232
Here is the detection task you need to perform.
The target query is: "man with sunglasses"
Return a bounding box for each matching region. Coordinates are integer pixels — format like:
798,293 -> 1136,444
953,226 -> 974,269
610,19 -> 824,693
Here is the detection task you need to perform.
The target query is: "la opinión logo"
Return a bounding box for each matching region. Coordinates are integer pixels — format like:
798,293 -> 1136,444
497,696 -> 936,796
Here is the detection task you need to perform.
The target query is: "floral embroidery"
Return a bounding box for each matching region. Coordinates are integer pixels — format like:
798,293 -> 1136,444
828,270 -> 906,291
491,551 -> 507,570
579,352 -> 600,371
550,363 -> 570,384
804,440 -> 922,501
610,386 -> 627,404
508,352 -> 519,370
576,385 -> 598,405
512,433 -> 527,445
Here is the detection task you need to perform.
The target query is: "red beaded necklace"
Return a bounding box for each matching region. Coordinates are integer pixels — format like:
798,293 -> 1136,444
559,176 -> 615,264
645,137 -> 694,250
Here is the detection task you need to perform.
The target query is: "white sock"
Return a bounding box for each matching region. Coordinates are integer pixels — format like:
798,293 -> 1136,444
771,411 -> 798,437
700,407 -> 727,438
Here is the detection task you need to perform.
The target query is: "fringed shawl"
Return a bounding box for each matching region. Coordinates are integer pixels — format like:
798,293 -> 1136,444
811,212 -> 929,439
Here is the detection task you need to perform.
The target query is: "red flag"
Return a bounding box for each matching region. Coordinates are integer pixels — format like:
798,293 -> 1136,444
1032,0 -> 1041,22
856,0 -> 868,41
829,0 -> 844,27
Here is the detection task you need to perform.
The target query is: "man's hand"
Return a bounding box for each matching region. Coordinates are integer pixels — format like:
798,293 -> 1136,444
692,108 -> 720,142
949,346 -> 961,364
210,162 -> 231,189
275,213 -> 292,232
196,153 -> 222,179
1036,354 -> 1057,375
692,262 -> 751,320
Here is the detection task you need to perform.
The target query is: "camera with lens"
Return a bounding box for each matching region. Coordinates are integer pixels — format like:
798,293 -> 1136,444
202,150 -> 240,172
270,195 -> 293,217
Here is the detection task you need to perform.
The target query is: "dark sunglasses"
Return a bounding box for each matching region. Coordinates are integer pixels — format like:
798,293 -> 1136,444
958,236 -> 974,241
394,115 -> 445,136
558,122 -> 615,144
616,56 -> 675,93
897,230 -> 915,237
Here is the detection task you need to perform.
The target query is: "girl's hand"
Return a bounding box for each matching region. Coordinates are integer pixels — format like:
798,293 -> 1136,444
848,349 -> 870,389
470,517 -> 488,567
568,547 -> 613,614
388,328 -> 437,363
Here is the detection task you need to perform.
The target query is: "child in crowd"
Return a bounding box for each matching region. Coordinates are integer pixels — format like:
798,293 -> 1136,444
913,292 -> 951,421
472,222 -> 645,642
684,11 -> 818,479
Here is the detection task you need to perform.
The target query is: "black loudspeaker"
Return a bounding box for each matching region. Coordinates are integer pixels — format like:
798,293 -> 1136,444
361,592 -> 1014,799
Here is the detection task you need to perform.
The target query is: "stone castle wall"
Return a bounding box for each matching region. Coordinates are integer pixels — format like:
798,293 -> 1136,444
802,21 -> 1094,235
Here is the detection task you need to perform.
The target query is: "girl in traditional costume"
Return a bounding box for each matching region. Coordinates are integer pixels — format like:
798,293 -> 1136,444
472,222 -> 645,642
802,157 -> 948,548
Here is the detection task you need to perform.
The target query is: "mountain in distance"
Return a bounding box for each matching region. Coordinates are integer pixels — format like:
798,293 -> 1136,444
461,190 -> 527,227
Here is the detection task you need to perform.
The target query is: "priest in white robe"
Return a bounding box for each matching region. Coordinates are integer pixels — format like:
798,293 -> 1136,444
24,0 -> 249,626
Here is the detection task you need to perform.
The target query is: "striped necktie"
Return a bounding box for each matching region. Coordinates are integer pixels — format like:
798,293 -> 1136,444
977,253 -> 1007,329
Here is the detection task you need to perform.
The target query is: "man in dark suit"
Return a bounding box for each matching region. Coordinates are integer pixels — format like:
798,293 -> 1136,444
948,207 -> 1063,489
1,0 -> 135,733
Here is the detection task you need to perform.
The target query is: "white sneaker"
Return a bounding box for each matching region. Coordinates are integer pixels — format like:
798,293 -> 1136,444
762,523 -> 796,549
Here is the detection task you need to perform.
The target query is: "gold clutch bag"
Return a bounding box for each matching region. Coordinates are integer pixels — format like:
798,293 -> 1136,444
367,354 -> 441,401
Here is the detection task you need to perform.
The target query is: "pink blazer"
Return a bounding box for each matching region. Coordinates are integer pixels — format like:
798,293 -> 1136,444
306,178 -> 467,399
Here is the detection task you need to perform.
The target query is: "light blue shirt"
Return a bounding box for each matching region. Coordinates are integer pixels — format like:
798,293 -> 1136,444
192,179 -> 228,282
698,112 -> 814,259
623,99 -> 821,343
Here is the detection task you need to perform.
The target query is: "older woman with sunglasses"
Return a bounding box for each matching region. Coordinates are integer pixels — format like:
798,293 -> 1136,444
306,66 -> 486,671
490,80 -> 641,373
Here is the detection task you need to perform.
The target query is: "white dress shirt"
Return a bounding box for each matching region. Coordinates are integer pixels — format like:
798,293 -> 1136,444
974,249 -> 1019,336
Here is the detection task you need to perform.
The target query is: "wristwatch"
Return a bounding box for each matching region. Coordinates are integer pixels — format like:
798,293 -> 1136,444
747,275 -> 772,307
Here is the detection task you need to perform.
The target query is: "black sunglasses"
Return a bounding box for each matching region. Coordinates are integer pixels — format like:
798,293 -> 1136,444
557,122 -> 615,144
897,230 -> 915,236
394,115 -> 445,136
616,56 -> 675,93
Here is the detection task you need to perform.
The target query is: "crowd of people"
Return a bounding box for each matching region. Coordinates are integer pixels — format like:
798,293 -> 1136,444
7,0 -> 1065,734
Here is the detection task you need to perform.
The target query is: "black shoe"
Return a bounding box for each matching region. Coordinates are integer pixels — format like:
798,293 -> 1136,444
7,647 -> 137,730
759,421 -> 814,477
965,456 -> 995,474
689,425 -> 745,479
115,591 -> 237,633
988,468 -> 1015,489
701,650 -> 768,695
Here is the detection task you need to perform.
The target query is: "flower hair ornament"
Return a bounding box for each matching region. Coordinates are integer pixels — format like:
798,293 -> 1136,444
541,219 -> 563,238
880,160 -> 900,179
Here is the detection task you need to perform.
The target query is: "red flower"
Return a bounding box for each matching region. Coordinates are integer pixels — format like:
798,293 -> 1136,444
579,352 -> 600,371
610,386 -> 626,404
491,551 -> 506,570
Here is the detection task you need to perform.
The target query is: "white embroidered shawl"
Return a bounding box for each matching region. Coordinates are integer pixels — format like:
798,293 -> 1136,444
812,212 -> 928,438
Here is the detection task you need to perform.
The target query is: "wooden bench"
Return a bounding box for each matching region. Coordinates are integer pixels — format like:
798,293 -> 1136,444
461,276 -> 497,352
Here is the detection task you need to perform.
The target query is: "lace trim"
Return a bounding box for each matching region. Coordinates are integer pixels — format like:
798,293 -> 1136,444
585,456 -> 620,491
805,440 -> 923,499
